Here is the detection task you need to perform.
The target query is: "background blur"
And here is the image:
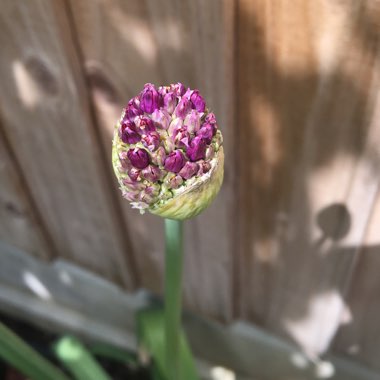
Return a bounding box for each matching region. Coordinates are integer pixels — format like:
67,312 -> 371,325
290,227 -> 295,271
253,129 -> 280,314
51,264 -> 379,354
1,0 -> 380,378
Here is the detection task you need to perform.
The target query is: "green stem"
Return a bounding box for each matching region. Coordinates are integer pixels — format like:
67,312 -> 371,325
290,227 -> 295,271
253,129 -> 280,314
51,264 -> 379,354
164,218 -> 184,380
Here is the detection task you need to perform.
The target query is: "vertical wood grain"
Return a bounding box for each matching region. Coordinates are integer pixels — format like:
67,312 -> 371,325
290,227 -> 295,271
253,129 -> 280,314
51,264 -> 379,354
68,0 -> 235,320
332,67 -> 380,372
0,0 -> 135,287
237,0 -> 380,356
0,125 -> 52,260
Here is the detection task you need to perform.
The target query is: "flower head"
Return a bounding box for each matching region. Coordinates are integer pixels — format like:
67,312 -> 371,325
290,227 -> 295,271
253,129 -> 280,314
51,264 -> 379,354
112,83 -> 224,219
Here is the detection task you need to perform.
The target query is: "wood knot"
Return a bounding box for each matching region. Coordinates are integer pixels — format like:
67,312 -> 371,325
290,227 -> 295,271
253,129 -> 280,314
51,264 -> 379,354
24,56 -> 59,96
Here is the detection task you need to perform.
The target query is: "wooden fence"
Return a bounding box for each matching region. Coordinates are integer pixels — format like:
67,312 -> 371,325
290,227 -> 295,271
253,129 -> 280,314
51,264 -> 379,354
1,0 -> 380,377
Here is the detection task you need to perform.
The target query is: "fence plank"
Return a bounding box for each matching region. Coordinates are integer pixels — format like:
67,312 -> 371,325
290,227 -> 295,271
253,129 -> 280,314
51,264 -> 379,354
0,129 -> 51,260
332,86 -> 380,372
68,0 -> 235,320
0,0 -> 135,287
237,0 -> 380,356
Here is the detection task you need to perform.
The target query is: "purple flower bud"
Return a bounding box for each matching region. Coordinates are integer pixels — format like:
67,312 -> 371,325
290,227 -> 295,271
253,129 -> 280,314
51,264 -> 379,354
205,112 -> 217,125
174,96 -> 191,119
128,167 -> 141,182
122,178 -> 145,191
197,160 -> 211,175
169,175 -> 183,189
152,109 -> 171,129
124,97 -> 143,121
142,131 -> 160,152
120,121 -> 141,144
179,161 -> 199,180
123,191 -> 140,202
151,146 -> 166,167
184,110 -> 201,133
168,118 -> 183,137
174,128 -> 190,149
119,151 -> 132,170
190,90 -> 205,112
142,165 -> 162,182
158,86 -> 170,96
164,150 -> 186,173
187,136 -> 207,162
127,148 -> 150,169
171,82 -> 186,96
163,92 -> 177,114
136,116 -> 156,135
163,138 -> 175,153
140,185 -> 159,203
140,83 -> 161,113
196,123 -> 215,144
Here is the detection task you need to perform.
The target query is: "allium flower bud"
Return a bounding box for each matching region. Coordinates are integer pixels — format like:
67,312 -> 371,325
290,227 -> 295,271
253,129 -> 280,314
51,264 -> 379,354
169,175 -> 183,189
174,128 -> 190,149
168,118 -> 183,137
124,97 -> 143,121
187,136 -> 207,161
171,82 -> 186,96
184,110 -> 201,134
152,109 -> 171,130
190,90 -> 206,112
205,112 -> 217,125
179,162 -> 199,180
142,165 -> 162,182
142,131 -> 160,152
136,116 -> 156,135
127,148 -> 150,169
174,96 -> 191,119
119,151 -> 132,170
164,150 -> 186,173
112,82 -> 224,220
120,121 -> 141,144
163,92 -> 177,114
140,83 -> 161,113
151,146 -> 166,167
128,167 -> 141,182
196,123 -> 215,144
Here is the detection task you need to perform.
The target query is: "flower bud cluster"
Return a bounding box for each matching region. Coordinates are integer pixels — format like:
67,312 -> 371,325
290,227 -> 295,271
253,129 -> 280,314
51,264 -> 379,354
113,83 -> 223,212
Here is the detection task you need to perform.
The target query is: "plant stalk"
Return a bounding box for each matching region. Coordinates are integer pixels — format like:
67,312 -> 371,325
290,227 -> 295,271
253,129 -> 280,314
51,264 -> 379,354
164,218 -> 184,380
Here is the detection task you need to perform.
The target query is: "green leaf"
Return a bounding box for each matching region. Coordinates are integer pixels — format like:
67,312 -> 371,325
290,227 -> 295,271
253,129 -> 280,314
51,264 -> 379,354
0,321 -> 70,380
89,342 -> 138,367
137,308 -> 199,380
54,336 -> 111,380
